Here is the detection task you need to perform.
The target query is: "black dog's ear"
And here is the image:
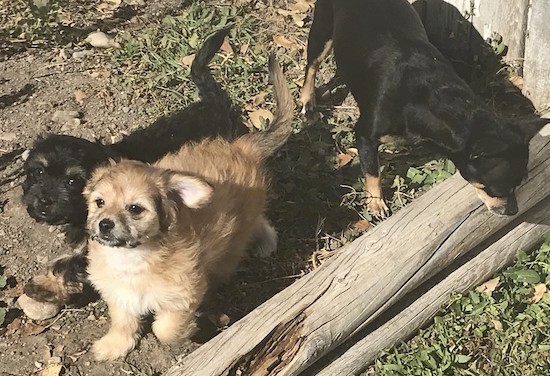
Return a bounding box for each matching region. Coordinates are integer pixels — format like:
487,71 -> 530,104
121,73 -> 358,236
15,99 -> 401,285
513,116 -> 550,143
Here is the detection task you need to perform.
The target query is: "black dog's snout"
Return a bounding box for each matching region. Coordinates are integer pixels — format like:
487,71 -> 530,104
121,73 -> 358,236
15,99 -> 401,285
99,218 -> 115,233
38,195 -> 52,206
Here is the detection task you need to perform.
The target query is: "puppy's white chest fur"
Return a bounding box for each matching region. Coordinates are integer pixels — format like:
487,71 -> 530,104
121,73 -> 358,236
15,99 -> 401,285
88,243 -> 177,316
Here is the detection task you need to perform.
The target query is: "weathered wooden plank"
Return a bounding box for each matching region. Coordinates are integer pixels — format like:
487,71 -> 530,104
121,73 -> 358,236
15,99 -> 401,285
471,0 -> 529,61
164,133 -> 550,376
523,0 -> 550,110
315,199 -> 550,376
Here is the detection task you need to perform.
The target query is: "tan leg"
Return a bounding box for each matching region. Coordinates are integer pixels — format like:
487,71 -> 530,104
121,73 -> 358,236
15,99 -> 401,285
365,174 -> 390,218
300,40 -> 333,114
249,216 -> 278,258
152,309 -> 197,344
92,303 -> 141,361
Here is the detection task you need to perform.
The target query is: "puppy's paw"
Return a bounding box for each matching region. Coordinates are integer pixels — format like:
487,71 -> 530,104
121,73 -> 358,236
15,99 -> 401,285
153,311 -> 197,345
250,218 -> 277,258
367,197 -> 391,219
92,333 -> 136,361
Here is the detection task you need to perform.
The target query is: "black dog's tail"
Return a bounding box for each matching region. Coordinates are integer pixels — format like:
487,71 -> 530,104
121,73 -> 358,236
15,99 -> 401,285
242,54 -> 294,158
191,27 -> 232,106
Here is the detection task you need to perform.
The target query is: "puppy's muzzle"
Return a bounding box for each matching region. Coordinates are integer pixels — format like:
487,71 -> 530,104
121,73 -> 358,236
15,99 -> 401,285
473,187 -> 518,216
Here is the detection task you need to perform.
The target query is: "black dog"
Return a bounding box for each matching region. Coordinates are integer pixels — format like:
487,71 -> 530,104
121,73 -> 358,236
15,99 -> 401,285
300,0 -> 549,217
23,27 -> 247,304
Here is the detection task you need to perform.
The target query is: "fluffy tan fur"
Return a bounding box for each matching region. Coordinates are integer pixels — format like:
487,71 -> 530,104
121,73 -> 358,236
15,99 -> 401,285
85,55 -> 293,361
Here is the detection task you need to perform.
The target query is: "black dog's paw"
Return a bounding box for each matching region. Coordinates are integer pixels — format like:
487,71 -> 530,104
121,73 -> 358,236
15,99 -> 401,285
368,197 -> 392,219
24,274 -> 65,304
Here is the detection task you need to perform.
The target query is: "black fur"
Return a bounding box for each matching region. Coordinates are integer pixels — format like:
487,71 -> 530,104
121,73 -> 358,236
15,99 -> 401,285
23,27 -> 247,304
304,0 -> 549,215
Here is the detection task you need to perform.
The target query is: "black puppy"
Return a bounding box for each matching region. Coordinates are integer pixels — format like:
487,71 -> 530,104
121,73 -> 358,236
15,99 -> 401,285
300,0 -> 548,217
23,27 -> 247,304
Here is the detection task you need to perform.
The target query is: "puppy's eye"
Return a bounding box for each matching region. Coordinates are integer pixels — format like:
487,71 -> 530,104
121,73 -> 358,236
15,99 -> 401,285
95,198 -> 105,208
35,167 -> 44,175
128,204 -> 144,215
67,178 -> 75,186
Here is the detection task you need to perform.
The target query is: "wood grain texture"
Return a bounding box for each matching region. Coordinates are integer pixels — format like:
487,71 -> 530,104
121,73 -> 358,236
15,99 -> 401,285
471,0 -> 529,61
164,133 -> 550,376
523,0 -> 550,110
316,199 -> 550,376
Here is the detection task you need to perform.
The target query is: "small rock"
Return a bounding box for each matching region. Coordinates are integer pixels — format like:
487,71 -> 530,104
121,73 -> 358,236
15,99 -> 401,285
60,118 -> 81,132
52,110 -> 80,124
0,132 -> 17,141
72,50 -> 94,59
17,294 -> 61,321
85,31 -> 120,49
121,106 -> 130,113
22,149 -> 30,161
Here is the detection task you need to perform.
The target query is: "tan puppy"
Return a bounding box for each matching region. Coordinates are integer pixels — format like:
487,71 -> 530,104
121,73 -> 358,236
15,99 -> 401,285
84,55 -> 293,361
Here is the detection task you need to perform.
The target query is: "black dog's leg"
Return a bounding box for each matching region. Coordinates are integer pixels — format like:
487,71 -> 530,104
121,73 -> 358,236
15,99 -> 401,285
24,245 -> 91,305
300,0 -> 334,114
356,116 -> 391,218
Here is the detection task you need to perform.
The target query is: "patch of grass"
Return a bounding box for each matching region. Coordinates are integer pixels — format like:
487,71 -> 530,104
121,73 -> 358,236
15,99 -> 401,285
112,1 -> 286,116
0,0 -> 66,50
366,241 -> 550,376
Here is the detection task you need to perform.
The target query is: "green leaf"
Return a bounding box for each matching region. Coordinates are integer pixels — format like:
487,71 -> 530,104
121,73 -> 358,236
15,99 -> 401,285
188,32 -> 199,49
0,275 -> 6,289
33,0 -> 49,8
0,307 -> 5,326
455,354 -> 472,364
513,270 -> 541,284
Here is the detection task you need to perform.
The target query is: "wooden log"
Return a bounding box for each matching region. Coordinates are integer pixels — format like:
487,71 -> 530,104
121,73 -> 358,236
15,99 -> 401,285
523,0 -> 550,110
165,134 -> 550,376
315,198 -> 550,376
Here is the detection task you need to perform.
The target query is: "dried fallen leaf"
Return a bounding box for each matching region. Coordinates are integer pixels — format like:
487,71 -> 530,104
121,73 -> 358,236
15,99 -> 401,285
491,319 -> 503,331
39,363 -> 62,376
74,90 -> 87,105
180,53 -> 196,66
249,109 -> 274,129
252,92 -> 268,106
6,317 -> 22,335
273,35 -> 295,49
352,219 -> 371,232
289,1 -> 310,12
22,321 -> 46,336
531,283 -> 547,303
97,0 -> 122,13
292,13 -> 307,27
337,153 -> 353,167
67,350 -> 87,362
508,74 -> 524,90
476,276 -> 500,295
240,43 -> 249,54
220,39 -> 233,54
85,31 -> 120,49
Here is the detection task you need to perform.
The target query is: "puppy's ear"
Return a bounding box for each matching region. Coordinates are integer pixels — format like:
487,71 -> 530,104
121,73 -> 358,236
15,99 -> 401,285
164,172 -> 213,209
513,116 -> 550,143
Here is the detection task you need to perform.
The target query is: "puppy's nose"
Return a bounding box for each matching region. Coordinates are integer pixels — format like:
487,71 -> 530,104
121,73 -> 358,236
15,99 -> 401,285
99,218 -> 115,233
